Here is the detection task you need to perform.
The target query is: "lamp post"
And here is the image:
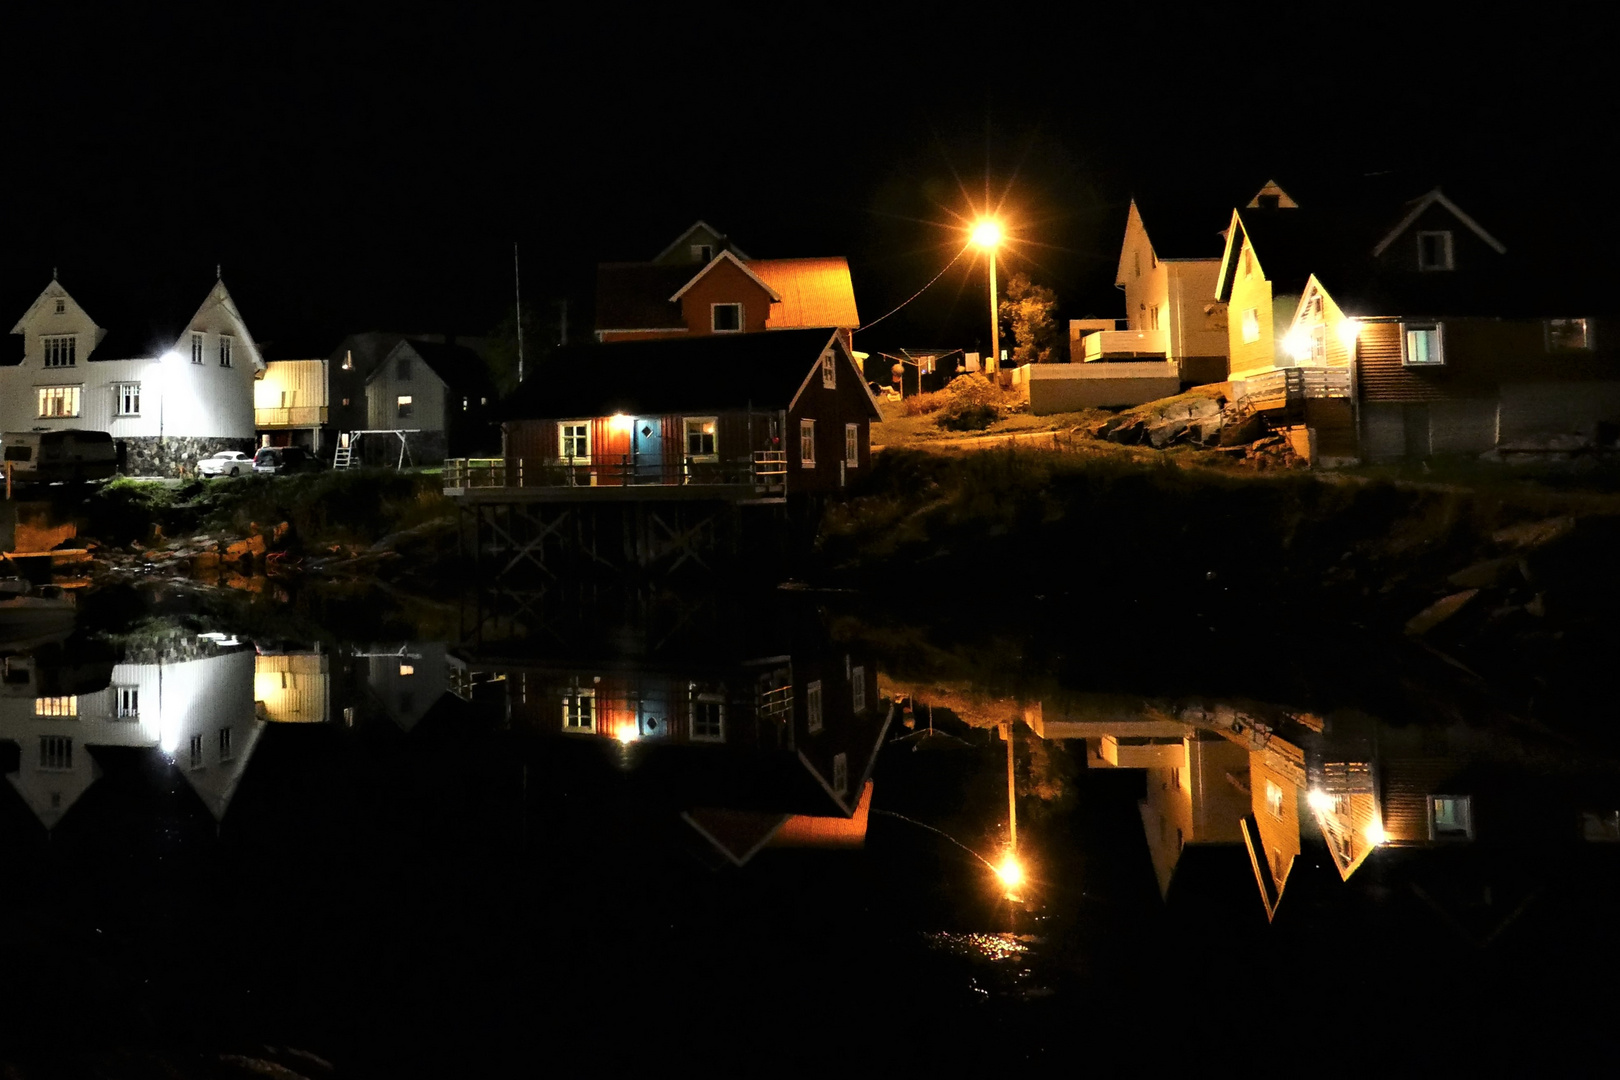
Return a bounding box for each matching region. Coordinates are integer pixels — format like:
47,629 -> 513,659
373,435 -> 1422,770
156,351 -> 182,476
971,220 -> 1003,373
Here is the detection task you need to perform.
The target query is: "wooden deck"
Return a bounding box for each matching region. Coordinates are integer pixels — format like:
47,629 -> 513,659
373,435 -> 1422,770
1234,367 -> 1352,414
444,454 -> 788,505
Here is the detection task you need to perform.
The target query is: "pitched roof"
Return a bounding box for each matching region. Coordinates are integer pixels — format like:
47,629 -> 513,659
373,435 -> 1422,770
1129,190 -> 1244,260
668,250 -> 781,303
373,339 -> 496,395
504,327 -> 851,418
750,258 -> 860,329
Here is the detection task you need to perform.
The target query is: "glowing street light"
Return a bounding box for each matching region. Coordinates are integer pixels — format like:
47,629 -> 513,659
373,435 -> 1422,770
971,219 -> 1003,373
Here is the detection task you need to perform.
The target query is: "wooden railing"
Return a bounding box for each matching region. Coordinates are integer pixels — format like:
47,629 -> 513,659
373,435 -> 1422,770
254,405 -> 328,427
444,451 -> 788,494
1234,367 -> 1351,409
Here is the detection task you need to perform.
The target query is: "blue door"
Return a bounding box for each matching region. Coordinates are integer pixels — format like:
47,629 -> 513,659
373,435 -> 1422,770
632,417 -> 663,484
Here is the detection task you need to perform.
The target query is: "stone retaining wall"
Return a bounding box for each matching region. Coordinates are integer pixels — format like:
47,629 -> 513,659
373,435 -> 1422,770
119,436 -> 257,479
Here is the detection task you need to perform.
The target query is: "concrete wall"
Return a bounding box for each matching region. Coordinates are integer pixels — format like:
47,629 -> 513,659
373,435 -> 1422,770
1027,364 -> 1180,413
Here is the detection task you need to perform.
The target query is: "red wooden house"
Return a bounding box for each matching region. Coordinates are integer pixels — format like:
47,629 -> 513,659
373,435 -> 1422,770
497,328 -> 880,498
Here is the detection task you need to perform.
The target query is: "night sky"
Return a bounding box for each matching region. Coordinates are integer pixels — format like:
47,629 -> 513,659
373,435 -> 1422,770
6,8 -> 1615,359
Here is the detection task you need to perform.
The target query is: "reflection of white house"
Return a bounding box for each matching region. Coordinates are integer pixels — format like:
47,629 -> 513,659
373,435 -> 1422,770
0,274 -> 264,477
0,647 -> 262,828
364,643 -> 447,732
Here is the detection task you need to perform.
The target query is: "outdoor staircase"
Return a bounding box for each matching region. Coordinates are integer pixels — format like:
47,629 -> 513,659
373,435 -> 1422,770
333,446 -> 353,469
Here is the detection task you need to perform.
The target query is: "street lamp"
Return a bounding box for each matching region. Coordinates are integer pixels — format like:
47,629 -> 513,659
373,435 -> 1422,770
156,350 -> 183,476
971,220 -> 1003,373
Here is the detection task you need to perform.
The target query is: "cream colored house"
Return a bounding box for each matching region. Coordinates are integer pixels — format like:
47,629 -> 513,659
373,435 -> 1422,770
1,274 -> 264,476
255,358 -> 329,452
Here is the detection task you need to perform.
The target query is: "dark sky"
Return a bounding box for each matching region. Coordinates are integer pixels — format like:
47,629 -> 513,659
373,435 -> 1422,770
5,7 -> 1615,357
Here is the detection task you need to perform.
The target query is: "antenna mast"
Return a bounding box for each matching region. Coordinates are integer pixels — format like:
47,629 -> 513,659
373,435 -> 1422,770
514,241 -> 525,385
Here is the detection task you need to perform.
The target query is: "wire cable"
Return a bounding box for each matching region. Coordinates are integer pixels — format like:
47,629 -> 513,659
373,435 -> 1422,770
854,244 -> 971,335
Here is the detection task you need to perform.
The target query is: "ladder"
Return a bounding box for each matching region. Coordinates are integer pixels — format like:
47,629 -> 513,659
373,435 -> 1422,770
333,446 -> 353,469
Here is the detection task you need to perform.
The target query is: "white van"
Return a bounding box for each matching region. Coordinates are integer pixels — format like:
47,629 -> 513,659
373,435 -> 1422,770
1,430 -> 119,483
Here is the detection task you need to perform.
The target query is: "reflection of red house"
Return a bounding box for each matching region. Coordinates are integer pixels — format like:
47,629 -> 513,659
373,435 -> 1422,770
595,221 -> 860,352
500,328 -> 880,498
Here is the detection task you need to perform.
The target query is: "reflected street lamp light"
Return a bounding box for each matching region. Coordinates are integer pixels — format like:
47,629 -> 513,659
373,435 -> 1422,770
971,220 -> 1003,374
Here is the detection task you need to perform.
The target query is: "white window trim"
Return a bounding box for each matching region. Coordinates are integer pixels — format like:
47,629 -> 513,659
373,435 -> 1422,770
711,302 -> 743,333
115,686 -> 140,718
562,688 -> 597,733
192,332 -> 206,364
682,416 -> 719,463
1264,779 -> 1284,820
821,353 -> 836,389
1401,322 -> 1445,367
36,385 -> 82,419
851,666 -> 866,713
559,420 -> 591,461
691,692 -> 726,743
844,423 -> 859,468
114,382 -> 142,417
397,394 -> 414,419
800,419 -> 816,468
806,680 -> 823,734
1416,230 -> 1455,272
42,335 -> 77,368
219,335 -> 234,368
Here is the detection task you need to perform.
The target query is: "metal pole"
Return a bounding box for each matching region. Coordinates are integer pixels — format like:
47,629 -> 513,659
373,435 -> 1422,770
988,249 -> 1000,374
514,241 -> 525,386
1005,720 -> 1016,853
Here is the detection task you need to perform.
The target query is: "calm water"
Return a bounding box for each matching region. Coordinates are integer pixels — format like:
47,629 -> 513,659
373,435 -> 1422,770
4,580 -> 1619,1075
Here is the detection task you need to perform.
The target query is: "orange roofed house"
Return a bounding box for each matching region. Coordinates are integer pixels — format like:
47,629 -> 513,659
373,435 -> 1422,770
594,221 -> 861,352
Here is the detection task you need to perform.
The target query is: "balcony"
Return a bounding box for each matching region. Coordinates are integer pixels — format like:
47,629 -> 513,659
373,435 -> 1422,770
1080,328 -> 1169,362
443,451 -> 788,501
1231,367 -> 1351,414
255,405 -> 328,428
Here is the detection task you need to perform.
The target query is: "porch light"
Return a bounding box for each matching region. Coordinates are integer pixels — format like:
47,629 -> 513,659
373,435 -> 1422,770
1338,319 -> 1361,347
1307,789 -> 1334,813
609,413 -> 633,433
1364,821 -> 1388,845
616,724 -> 639,744
1284,328 -> 1312,361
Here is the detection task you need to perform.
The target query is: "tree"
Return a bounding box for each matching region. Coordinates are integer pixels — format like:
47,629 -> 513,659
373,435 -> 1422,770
998,272 -> 1060,364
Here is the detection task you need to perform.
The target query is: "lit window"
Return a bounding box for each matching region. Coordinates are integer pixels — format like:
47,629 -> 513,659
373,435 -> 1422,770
562,689 -> 596,733
822,353 -> 836,389
1548,318 -> 1591,351
39,736 -> 72,771
462,396 -> 469,411
219,335 -> 233,367
399,663 -> 415,676
832,752 -> 848,795
218,727 -> 234,762
1417,230 -> 1454,271
342,350 -> 353,371
683,417 -> 717,460
43,336 -> 76,367
115,382 -> 142,416
692,693 -> 725,742
851,665 -> 865,713
116,687 -> 139,718
1241,308 -> 1260,344
1432,795 -> 1473,839
397,395 -> 413,419
800,419 -> 816,468
36,386 -> 81,418
34,696 -> 77,717
712,303 -> 742,332
1403,323 -> 1444,366
806,680 -> 823,734
192,333 -> 205,364
560,422 -> 590,460
342,397 -> 351,407
1265,780 -> 1284,819
189,733 -> 205,770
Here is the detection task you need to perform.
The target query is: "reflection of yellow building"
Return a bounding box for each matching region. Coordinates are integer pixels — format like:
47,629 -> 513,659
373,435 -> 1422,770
255,650 -> 330,724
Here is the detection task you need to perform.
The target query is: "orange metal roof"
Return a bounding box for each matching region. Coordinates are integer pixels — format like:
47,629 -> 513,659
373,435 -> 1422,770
748,258 -> 860,330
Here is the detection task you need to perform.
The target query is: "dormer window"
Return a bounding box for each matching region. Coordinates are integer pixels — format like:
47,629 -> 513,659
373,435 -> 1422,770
1417,231 -> 1454,271
54,298 -> 65,314
712,303 -> 742,333
43,336 -> 76,367
693,244 -> 714,263
1256,194 -> 1281,210
1547,318 -> 1592,351
192,332 -> 205,364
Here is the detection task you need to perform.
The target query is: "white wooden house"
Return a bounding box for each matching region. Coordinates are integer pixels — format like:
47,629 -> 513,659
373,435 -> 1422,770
1,275 -> 263,476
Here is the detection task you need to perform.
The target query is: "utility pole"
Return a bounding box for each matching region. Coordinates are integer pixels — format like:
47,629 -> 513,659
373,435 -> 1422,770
558,298 -> 568,346
514,241 -> 525,385
1004,721 -> 1017,853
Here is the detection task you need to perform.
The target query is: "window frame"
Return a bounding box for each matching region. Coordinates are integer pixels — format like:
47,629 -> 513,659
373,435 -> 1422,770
218,335 -> 233,368
799,419 -> 816,468
1416,230 -> 1455,272
806,679 -> 823,734
844,423 -> 859,468
192,332 -> 205,364
822,353 -> 836,389
1241,308 -> 1260,344
189,733 -> 205,770
36,385 -> 82,419
116,687 -> 139,719
1402,322 -> 1445,367
851,665 -> 866,713
42,335 -> 76,368
39,735 -> 73,771
1546,318 -> 1592,352
1264,779 -> 1284,820
562,688 -> 597,733
1430,794 -> 1474,840
682,416 -> 718,462
114,382 -> 142,417
832,752 -> 849,796
559,421 -> 591,461
711,302 -> 743,333
691,692 -> 726,743
396,395 -> 414,420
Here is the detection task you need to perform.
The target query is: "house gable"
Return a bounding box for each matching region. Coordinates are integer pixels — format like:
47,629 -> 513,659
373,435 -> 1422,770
1246,179 -> 1299,210
1370,188 -> 1506,263
9,279 -> 105,368
652,220 -> 750,266
1115,200 -> 1150,288
182,280 -> 267,373
670,252 -> 780,336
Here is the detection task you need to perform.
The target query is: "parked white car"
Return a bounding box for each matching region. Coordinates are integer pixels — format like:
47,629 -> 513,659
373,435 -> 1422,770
198,451 -> 253,478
